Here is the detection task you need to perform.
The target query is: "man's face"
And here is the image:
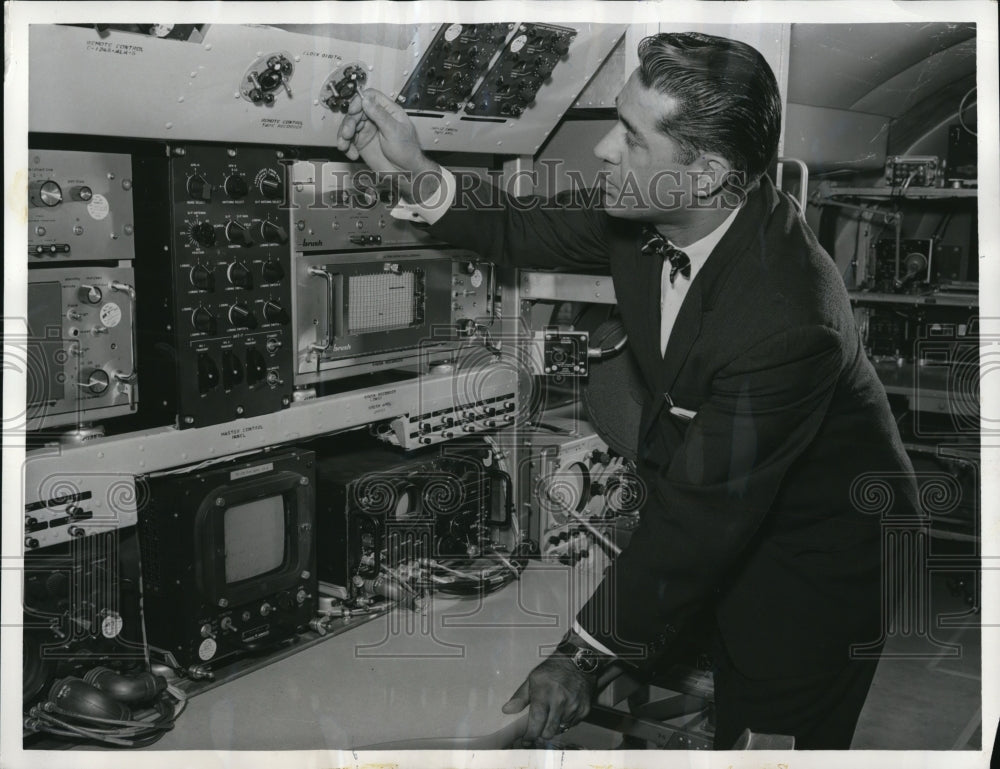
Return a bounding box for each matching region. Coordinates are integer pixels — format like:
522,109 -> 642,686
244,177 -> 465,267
594,70 -> 702,222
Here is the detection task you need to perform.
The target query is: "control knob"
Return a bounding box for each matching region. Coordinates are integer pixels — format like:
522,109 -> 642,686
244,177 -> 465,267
256,169 -> 283,199
261,258 -> 285,282
224,174 -> 249,199
78,285 -> 103,304
259,220 -> 288,245
225,220 -> 254,247
72,186 -> 94,202
227,261 -> 254,289
189,263 -> 215,291
186,174 -> 213,201
34,180 -> 63,207
191,305 -> 217,334
246,348 -> 267,384
190,221 -> 216,248
262,300 -> 289,325
228,301 -> 257,329
80,369 -> 110,395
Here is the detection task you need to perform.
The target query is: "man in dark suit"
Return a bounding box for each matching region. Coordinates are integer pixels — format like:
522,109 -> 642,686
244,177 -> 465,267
337,32 -> 918,749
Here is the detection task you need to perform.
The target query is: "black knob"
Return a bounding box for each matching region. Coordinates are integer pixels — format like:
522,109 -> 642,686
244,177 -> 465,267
189,263 -> 215,291
197,353 -> 220,394
259,220 -> 288,245
552,37 -> 571,56
228,302 -> 257,329
262,300 -> 289,325
227,261 -> 253,289
191,305 -> 217,334
225,220 -> 254,247
261,258 -> 285,282
78,285 -> 103,304
257,170 -> 283,199
224,175 -> 249,199
190,221 -> 216,248
221,349 -> 245,389
186,175 -> 212,201
245,348 -> 267,385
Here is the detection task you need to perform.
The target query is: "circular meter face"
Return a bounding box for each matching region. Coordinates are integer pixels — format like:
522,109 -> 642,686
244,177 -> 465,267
99,302 -> 122,328
470,269 -> 484,288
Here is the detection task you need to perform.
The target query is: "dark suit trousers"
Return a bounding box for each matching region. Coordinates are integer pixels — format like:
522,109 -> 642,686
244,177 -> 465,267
710,637 -> 882,749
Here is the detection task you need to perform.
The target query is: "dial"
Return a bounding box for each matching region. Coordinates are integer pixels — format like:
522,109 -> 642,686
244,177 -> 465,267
190,221 -> 216,248
82,369 -> 110,395
470,268 -> 484,288
224,174 -> 249,199
261,258 -> 285,282
225,220 -> 254,247
255,168 -> 283,200
226,261 -> 253,289
191,305 -> 217,334
189,263 -> 215,291
78,285 -> 103,304
262,300 -> 289,325
37,180 -> 63,207
228,301 -> 257,329
186,174 -> 213,201
259,220 -> 288,245
72,185 -> 93,202
197,353 -> 220,394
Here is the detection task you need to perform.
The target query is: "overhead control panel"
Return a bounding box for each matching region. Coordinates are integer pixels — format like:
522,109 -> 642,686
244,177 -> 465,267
138,144 -> 295,429
28,150 -> 135,262
28,23 -> 626,155
467,23 -> 578,118
396,23 -> 513,113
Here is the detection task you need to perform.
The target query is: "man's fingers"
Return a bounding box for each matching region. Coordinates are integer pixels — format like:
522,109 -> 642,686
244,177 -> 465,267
501,680 -> 529,714
361,89 -> 401,129
541,699 -> 568,740
522,700 -> 548,744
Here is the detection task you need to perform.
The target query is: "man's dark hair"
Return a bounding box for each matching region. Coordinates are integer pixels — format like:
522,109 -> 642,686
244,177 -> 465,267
637,32 -> 782,186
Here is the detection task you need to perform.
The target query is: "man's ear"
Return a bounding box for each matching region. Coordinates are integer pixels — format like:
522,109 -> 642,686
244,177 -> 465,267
692,153 -> 732,197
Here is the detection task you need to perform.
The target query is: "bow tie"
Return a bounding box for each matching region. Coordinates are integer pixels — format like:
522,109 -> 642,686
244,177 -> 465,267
641,227 -> 691,284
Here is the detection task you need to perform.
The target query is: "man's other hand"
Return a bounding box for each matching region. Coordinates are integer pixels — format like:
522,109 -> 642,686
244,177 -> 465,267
502,654 -> 597,745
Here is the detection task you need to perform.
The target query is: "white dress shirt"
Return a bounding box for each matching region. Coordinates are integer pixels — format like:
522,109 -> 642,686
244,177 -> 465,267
658,206 -> 742,355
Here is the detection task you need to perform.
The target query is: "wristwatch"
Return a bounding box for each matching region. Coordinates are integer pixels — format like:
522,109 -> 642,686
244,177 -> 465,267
555,632 -> 609,675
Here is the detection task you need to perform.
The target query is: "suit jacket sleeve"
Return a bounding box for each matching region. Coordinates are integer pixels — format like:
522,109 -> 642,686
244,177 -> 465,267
426,177 -> 611,270
577,324 -> 846,659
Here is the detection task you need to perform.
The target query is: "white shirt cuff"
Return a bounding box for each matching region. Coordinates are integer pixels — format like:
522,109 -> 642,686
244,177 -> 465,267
572,620 -> 617,657
389,166 -> 456,226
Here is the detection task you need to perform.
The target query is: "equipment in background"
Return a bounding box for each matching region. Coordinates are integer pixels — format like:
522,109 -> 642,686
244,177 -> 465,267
467,23 -> 577,118
396,23 -> 513,113
293,249 -> 495,385
376,390 -> 518,450
288,159 -> 448,252
26,266 -> 138,433
134,144 -> 295,429
871,238 -> 935,292
520,418 -> 641,562
22,530 -> 146,711
313,440 -> 519,604
946,123 -> 977,187
136,449 -> 317,677
883,155 -> 944,188
28,150 -> 135,262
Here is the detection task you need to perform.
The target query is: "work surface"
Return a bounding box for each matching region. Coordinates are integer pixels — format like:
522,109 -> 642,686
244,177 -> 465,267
147,561 -> 604,750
